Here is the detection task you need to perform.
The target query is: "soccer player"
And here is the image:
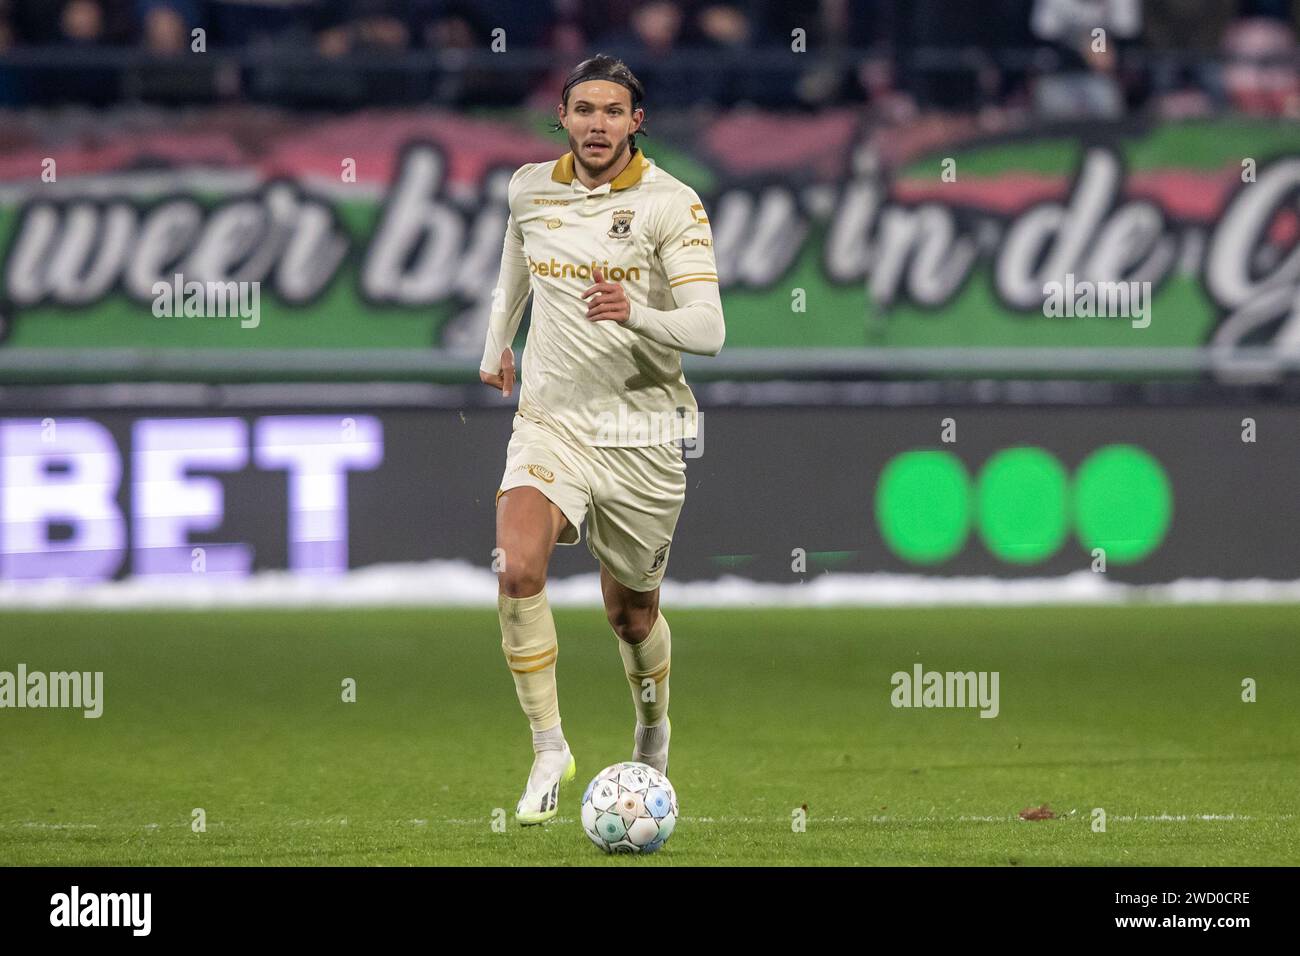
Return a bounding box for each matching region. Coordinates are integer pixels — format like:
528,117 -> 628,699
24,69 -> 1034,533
479,55 -> 725,825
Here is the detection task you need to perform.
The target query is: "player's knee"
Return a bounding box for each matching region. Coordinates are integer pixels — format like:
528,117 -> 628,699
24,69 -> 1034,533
606,607 -> 653,644
498,558 -> 547,598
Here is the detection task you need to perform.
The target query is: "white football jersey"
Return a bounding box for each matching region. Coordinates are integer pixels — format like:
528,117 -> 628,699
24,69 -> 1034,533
480,145 -> 723,447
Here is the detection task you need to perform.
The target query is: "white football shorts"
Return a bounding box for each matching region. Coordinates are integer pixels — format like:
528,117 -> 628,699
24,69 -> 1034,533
495,413 -> 688,592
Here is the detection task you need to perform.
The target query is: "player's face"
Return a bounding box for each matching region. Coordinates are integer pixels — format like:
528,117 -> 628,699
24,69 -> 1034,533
560,81 -> 643,177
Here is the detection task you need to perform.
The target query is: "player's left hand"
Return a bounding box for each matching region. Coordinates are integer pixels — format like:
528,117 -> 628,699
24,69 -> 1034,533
581,267 -> 630,324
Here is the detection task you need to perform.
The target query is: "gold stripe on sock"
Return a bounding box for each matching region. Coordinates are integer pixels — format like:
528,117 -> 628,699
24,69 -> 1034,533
644,663 -> 671,684
507,647 -> 557,663
509,651 -> 557,674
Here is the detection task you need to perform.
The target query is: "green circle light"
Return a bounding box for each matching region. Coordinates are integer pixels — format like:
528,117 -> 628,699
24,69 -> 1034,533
875,451 -> 971,564
976,447 -> 1070,563
1073,444 -> 1172,564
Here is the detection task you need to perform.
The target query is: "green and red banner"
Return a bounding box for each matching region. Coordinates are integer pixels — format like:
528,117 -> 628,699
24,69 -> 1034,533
0,108 -> 1296,380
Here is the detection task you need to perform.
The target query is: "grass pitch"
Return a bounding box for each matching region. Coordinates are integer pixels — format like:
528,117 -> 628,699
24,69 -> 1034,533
1,605 -> 1296,866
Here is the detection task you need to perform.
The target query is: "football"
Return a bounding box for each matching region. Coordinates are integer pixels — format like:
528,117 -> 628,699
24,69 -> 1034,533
580,762 -> 678,854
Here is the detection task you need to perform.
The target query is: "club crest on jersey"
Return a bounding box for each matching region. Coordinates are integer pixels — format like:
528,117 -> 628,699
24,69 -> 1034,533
607,209 -> 635,239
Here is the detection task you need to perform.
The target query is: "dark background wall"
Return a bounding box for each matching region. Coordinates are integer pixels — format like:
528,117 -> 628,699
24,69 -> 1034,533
3,404 -> 1296,584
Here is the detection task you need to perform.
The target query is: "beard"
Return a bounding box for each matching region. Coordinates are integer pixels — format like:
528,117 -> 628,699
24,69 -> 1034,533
569,133 -> 630,179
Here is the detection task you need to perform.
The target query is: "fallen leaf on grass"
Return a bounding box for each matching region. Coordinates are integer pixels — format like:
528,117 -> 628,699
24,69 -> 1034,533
1019,804 -> 1055,821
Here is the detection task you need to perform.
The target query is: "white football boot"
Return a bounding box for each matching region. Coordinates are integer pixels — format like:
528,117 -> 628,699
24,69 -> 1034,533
515,744 -> 576,826
633,716 -> 671,775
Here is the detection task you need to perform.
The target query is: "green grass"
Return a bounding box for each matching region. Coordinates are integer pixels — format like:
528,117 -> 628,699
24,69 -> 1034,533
1,605 -> 1296,866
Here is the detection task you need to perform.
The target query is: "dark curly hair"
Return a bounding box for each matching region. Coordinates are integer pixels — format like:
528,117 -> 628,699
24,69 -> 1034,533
550,55 -> 647,151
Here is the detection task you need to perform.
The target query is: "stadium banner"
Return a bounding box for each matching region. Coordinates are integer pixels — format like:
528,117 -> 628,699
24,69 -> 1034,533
0,110 -> 1297,380
1,405 -> 1297,585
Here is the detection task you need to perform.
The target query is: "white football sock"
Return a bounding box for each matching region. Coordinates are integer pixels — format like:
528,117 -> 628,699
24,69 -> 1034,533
618,611 -> 670,725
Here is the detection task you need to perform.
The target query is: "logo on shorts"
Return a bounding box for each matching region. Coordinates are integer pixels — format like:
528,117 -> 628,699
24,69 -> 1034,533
648,542 -> 669,573
526,464 -> 556,483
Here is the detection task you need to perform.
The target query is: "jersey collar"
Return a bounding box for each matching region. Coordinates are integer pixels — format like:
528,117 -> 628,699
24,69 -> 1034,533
552,147 -> 648,195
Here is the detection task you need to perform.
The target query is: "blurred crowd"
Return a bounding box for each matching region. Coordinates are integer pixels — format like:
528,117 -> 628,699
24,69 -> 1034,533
0,0 -> 1295,117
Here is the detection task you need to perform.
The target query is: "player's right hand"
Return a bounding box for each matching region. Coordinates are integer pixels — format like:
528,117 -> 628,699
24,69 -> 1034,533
480,347 -> 515,397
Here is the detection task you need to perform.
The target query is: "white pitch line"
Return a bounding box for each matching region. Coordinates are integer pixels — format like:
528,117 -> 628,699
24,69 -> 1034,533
14,822 -> 100,829
2,812 -> 1289,831
437,812 -> 1287,826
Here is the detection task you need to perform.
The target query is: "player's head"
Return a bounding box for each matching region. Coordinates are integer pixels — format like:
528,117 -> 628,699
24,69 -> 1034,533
554,55 -> 646,178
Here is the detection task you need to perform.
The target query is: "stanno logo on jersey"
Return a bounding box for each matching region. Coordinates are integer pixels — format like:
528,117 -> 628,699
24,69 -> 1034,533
533,198 -> 571,206
545,217 -> 563,229
607,209 -> 635,239
526,464 -> 556,483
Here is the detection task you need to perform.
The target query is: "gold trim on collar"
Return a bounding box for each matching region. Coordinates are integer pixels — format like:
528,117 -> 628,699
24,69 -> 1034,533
551,151 -> 575,184
551,147 -> 647,191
